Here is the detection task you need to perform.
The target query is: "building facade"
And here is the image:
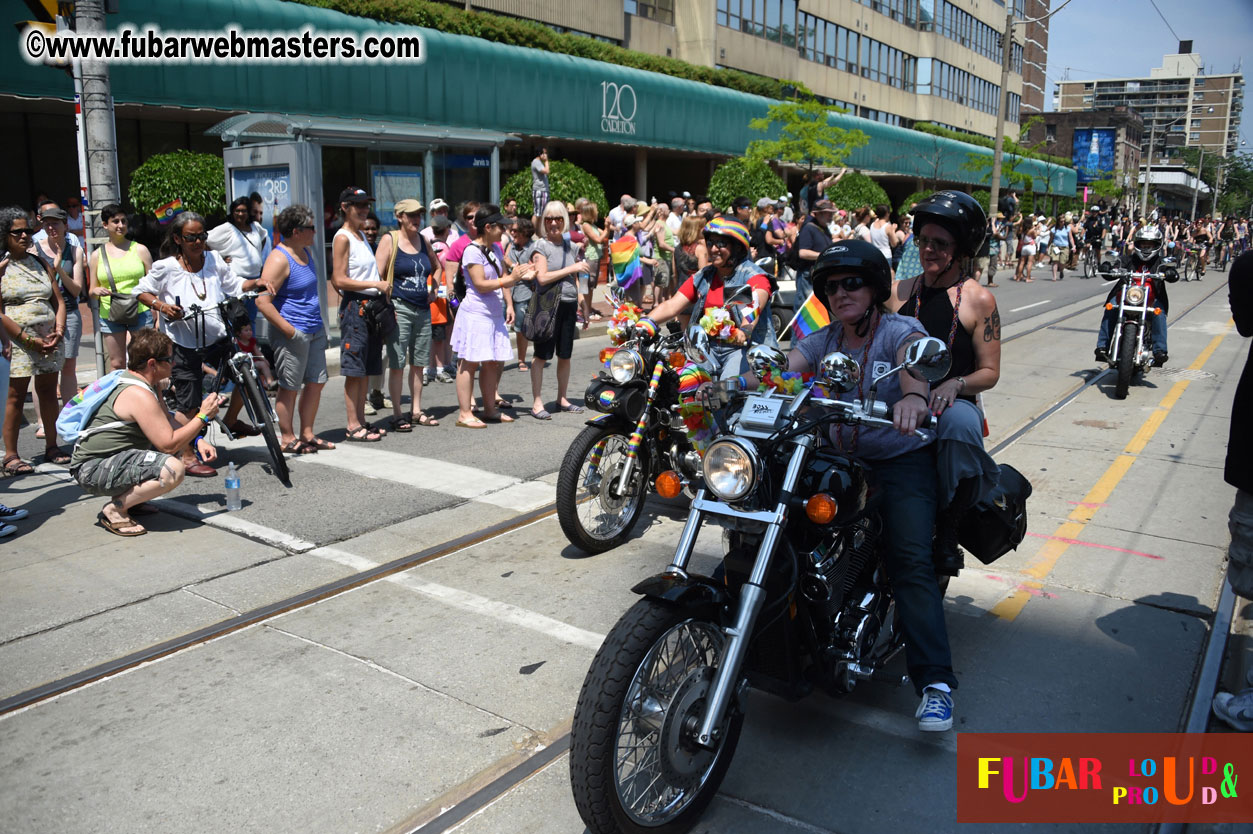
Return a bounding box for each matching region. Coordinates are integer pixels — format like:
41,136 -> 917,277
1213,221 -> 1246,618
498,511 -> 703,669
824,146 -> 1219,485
1023,107 -> 1143,208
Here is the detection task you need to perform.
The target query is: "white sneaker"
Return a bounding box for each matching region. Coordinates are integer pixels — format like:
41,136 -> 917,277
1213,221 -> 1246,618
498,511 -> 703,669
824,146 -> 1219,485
0,504 -> 29,522
363,400 -> 377,416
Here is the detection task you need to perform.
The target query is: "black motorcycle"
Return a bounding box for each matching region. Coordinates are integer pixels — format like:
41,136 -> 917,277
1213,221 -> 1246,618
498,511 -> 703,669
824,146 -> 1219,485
570,338 -> 998,834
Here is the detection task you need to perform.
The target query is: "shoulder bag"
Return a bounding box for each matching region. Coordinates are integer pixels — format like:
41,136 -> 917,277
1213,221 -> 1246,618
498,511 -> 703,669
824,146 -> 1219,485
363,232 -> 398,337
100,246 -> 140,325
522,243 -> 562,343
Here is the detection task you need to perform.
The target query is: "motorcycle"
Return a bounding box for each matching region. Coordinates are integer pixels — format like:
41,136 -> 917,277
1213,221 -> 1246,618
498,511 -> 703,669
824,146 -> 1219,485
1099,264 -> 1175,399
569,337 -> 957,834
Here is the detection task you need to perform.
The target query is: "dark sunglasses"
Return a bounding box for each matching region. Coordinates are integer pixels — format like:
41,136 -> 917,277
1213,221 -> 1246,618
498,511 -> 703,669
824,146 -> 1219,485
7,228 -> 33,237
824,275 -> 868,293
153,355 -> 174,364
703,234 -> 733,249
179,232 -> 209,242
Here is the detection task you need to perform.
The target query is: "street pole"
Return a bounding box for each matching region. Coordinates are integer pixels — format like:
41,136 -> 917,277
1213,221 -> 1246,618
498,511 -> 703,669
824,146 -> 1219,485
987,11 -> 1014,220
1189,145 -> 1205,222
1140,121 -> 1157,219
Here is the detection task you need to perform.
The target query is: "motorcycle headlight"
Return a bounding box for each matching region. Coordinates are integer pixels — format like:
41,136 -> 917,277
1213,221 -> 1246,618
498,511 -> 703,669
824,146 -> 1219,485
1125,286 -> 1146,306
702,438 -> 759,502
609,349 -> 643,384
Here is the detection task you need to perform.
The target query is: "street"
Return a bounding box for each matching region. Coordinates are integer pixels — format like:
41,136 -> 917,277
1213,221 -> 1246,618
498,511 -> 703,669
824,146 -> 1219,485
0,272 -> 1247,834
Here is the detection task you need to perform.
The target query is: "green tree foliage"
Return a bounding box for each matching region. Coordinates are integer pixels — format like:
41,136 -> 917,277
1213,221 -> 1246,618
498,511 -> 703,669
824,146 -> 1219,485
1214,152 -> 1253,217
823,172 -> 889,212
959,116 -> 1048,194
746,98 -> 869,174
971,190 -> 991,214
128,150 -> 225,218
500,159 -> 608,219
898,190 -> 933,215
707,157 -> 786,213
916,120 -> 1070,167
294,0 -> 806,101
1088,177 -> 1125,207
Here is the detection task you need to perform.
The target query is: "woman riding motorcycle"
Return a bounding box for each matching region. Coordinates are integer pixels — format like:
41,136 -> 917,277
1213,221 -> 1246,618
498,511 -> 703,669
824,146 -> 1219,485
639,215 -> 777,379
1095,225 -> 1175,367
889,190 -> 1001,576
778,240 -> 960,732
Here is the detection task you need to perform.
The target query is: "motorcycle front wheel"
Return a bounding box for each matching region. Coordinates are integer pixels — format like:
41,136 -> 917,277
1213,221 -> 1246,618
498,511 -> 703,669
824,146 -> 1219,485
557,424 -> 651,554
1115,321 -> 1137,399
570,600 -> 742,834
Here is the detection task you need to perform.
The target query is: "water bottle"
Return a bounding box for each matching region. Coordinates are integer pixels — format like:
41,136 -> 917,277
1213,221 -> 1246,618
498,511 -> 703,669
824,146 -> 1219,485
225,462 -> 242,511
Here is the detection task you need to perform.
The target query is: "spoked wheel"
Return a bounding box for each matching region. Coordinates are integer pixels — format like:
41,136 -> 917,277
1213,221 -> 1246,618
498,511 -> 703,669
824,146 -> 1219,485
239,369 -> 290,486
1083,248 -> 1097,278
556,425 -> 650,554
1114,321 -> 1137,400
571,601 -> 741,834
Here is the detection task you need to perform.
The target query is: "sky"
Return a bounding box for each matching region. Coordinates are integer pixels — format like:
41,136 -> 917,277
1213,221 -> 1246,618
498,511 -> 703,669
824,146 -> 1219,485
1043,0 -> 1253,149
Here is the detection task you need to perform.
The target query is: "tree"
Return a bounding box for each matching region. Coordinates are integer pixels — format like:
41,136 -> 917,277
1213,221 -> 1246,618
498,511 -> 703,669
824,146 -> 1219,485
1214,152 -> 1253,217
128,150 -> 225,219
707,157 -> 786,213
499,159 -> 608,218
745,97 -> 869,177
961,115 -> 1044,195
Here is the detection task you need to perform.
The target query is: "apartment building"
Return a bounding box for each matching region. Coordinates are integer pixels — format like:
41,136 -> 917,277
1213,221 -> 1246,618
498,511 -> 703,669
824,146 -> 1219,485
1054,42 -> 1244,165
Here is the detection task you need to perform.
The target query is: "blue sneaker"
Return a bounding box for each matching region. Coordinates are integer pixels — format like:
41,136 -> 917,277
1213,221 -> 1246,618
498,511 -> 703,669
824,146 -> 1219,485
0,522 -> 14,538
916,686 -> 954,732
0,504 -> 29,522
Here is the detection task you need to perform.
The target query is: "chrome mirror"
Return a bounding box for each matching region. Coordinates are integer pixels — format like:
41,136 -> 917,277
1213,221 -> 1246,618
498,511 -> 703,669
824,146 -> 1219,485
903,336 -> 951,383
818,351 -> 861,393
746,344 -> 788,379
685,325 -> 712,366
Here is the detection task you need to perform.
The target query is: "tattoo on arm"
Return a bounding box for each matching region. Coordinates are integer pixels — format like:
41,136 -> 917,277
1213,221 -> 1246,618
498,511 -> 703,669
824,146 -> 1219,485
983,307 -> 1001,342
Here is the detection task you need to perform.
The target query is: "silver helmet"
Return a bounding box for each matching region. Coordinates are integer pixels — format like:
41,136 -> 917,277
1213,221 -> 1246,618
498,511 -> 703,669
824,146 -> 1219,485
1132,225 -> 1163,261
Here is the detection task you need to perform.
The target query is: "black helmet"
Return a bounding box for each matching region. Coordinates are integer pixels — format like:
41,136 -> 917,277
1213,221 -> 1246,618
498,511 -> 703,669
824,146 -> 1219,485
912,190 -> 987,257
810,240 -> 892,308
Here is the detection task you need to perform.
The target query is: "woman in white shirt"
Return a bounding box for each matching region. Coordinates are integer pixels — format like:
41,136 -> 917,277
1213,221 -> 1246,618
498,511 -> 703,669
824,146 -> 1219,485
136,212 -> 263,477
207,196 -> 272,322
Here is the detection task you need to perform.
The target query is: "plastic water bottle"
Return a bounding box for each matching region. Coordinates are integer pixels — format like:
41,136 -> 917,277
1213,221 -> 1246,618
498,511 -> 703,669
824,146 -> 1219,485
225,462 -> 242,511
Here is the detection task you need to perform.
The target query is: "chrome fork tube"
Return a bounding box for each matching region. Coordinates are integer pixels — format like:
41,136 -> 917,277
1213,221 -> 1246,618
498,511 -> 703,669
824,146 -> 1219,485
695,436 -> 813,748
666,488 -> 707,575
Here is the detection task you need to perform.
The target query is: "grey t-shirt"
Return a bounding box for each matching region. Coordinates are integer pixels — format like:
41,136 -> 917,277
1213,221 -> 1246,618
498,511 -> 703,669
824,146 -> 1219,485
532,238 -> 578,302
531,158 -> 548,193
796,313 -> 933,461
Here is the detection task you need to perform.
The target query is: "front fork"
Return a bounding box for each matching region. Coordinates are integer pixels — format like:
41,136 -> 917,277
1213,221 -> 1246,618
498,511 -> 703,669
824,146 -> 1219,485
615,359 -> 667,495
663,434 -> 814,748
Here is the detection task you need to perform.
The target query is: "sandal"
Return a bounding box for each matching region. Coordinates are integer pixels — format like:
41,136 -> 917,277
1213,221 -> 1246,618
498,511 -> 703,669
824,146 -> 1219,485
559,403 -> 585,413
530,409 -> 552,420
517,361 -> 529,372
44,447 -> 71,465
345,426 -> 383,442
414,412 -> 439,427
305,436 -> 336,451
281,439 -> 317,455
456,418 -> 488,429
130,502 -> 160,516
482,412 -> 515,424
365,421 -> 388,437
3,456 -> 34,477
390,415 -> 413,433
97,511 -> 146,537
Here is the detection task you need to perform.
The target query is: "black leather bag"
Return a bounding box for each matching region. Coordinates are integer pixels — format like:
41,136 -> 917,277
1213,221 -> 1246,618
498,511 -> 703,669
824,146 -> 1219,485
523,283 -> 560,342
362,295 -> 397,336
959,464 -> 1033,565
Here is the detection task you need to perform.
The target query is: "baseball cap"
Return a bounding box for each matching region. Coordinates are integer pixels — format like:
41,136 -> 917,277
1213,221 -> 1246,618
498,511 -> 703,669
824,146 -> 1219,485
812,199 -> 836,214
39,206 -> 67,221
756,198 -> 774,209
429,198 -> 450,212
429,215 -> 452,230
338,186 -> 374,204
393,198 -> 424,215
681,191 -> 691,198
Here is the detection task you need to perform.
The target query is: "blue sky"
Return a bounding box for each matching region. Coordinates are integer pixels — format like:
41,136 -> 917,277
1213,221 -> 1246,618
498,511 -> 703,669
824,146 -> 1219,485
1043,0 -> 1253,148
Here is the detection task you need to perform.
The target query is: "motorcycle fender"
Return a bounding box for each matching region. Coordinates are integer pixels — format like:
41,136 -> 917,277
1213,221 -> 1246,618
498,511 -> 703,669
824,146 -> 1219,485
584,413 -> 634,431
632,572 -> 729,617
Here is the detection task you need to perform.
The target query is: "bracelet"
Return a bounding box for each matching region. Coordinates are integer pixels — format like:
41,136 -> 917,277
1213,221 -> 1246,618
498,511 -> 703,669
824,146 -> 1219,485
956,376 -> 966,392
195,413 -> 211,424
903,391 -> 929,404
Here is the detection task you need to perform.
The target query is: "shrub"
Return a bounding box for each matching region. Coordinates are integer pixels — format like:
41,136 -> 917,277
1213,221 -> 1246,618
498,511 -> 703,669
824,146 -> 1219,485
128,150 -> 225,219
898,189 -> 933,215
971,189 -> 991,214
823,172 -> 889,212
707,158 -> 786,213
500,159 -> 608,218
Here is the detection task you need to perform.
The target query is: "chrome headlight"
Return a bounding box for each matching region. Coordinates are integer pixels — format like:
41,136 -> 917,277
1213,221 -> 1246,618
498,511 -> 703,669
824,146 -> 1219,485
702,438 -> 759,502
1125,285 -> 1146,306
609,348 -> 643,384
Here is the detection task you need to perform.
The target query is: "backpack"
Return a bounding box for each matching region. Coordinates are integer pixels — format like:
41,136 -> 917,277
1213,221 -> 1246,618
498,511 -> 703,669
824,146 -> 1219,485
56,371 -> 152,445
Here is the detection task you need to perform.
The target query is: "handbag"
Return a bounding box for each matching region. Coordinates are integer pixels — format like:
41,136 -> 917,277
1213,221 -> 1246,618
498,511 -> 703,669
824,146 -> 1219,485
100,246 -> 140,325
959,464 -> 1033,565
523,283 -> 561,342
362,233 -> 400,336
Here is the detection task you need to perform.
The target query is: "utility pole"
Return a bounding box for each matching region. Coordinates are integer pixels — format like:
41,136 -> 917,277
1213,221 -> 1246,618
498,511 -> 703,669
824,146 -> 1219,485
987,11 -> 1014,222
1189,145 -> 1206,222
1140,121 -> 1157,220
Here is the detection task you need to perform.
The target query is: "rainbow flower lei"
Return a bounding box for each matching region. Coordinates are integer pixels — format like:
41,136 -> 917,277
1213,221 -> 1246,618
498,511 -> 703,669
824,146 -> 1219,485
756,370 -> 814,395
606,301 -> 644,345
697,306 -> 746,345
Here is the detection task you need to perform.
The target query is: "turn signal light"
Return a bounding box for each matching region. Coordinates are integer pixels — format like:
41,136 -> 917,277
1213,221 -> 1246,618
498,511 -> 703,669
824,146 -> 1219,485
1154,307 -> 1162,315
805,493 -> 838,524
1105,303 -> 1114,311
655,470 -> 683,499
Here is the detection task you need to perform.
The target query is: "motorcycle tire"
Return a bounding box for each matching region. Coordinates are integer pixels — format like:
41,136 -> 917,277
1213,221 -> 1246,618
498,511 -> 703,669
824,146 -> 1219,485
557,424 -> 652,554
570,600 -> 742,834
1115,321 -> 1136,400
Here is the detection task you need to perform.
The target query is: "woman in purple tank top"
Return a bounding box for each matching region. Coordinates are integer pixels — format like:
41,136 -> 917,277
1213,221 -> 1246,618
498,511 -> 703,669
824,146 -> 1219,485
256,205 -> 332,455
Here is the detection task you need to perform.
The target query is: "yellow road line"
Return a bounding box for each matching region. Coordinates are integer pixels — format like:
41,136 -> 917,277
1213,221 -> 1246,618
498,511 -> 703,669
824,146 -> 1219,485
989,320 -> 1234,620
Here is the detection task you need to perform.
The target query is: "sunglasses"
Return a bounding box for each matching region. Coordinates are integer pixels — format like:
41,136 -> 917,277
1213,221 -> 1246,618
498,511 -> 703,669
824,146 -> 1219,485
824,275 -> 868,293
154,355 -> 174,364
914,234 -> 955,252
703,235 -> 735,249
179,232 -> 209,242
8,228 -> 33,237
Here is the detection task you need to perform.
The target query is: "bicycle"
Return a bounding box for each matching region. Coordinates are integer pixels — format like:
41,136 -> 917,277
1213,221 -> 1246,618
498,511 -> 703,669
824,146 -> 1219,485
1081,240 -> 1101,278
1181,245 -> 1201,281
179,292 -> 290,486
1217,239 -> 1234,272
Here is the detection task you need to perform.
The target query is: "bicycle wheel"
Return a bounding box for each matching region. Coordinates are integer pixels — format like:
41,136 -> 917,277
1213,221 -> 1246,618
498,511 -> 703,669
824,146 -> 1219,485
239,367 -> 290,486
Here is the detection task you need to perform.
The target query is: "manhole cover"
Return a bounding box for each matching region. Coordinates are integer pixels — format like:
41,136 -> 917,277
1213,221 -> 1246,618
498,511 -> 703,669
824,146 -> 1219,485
1153,368 -> 1217,381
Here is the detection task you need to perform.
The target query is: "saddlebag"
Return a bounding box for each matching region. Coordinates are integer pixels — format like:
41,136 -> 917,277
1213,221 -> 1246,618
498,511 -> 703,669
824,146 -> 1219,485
959,464 -> 1032,565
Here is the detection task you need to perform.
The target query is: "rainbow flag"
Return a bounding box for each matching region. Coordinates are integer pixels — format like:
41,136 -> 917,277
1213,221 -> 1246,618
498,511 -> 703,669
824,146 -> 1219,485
610,235 -> 643,290
155,199 -> 184,224
792,292 -> 830,340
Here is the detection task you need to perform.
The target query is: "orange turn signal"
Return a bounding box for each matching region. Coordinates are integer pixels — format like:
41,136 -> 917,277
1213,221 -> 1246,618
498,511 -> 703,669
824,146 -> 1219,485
1154,307 -> 1162,315
805,493 -> 838,525
655,470 -> 683,499
1105,303 -> 1114,311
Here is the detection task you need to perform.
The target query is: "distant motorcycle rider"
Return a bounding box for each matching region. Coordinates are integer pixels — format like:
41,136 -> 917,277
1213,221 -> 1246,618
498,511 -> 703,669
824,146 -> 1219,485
1095,225 -> 1178,367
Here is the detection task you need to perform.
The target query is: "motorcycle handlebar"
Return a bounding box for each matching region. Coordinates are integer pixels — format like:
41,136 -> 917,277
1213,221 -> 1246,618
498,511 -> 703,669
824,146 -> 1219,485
809,396 -> 934,438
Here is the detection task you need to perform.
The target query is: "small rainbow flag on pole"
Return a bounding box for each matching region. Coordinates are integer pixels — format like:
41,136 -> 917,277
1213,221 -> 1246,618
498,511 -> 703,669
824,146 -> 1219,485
790,291 -> 830,340
155,198 -> 184,224
610,235 -> 643,290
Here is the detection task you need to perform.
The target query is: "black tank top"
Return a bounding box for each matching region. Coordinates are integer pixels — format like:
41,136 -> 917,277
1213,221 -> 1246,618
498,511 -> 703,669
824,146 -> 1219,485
900,279 -> 977,398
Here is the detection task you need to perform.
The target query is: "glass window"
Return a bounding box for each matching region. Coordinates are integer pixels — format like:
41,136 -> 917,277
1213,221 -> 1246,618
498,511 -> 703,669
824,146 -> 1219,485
765,0 -> 780,40
781,0 -> 796,46
717,0 -> 728,26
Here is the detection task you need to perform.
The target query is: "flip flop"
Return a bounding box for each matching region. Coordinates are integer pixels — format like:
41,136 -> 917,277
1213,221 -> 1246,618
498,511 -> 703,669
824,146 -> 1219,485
517,362 -> 529,371
305,436 -> 336,451
97,511 -> 146,537
346,427 -> 383,442
281,439 -> 317,455
414,412 -> 439,427
44,447 -> 71,465
530,409 -> 552,420
456,418 -> 488,429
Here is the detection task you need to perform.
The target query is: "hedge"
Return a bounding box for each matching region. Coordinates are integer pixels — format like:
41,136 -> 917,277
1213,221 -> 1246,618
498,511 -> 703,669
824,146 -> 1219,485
293,0 -> 807,101
707,158 -> 786,213
128,150 -> 226,219
499,159 -> 608,219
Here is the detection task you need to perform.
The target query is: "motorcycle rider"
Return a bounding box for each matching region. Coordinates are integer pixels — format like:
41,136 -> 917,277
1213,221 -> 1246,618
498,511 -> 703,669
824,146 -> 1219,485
889,191 -> 1001,577
783,240 -> 960,731
1095,225 -> 1177,367
638,215 -> 777,379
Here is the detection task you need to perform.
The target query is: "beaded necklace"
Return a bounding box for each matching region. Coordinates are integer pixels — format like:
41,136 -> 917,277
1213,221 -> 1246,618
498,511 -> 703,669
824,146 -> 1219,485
909,273 -> 963,349
833,309 -> 881,453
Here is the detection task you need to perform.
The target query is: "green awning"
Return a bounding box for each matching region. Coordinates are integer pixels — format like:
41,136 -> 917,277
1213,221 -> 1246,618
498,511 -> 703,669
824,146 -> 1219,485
2,0 -> 1074,193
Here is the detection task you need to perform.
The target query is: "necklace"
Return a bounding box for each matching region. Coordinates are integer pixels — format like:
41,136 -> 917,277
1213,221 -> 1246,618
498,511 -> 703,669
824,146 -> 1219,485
833,310 -> 881,453
909,274 -> 964,349
180,254 -> 208,300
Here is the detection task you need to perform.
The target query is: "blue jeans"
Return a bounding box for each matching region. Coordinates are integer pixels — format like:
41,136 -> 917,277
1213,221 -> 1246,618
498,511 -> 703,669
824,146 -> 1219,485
872,447 -> 957,695
1097,308 -> 1167,354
